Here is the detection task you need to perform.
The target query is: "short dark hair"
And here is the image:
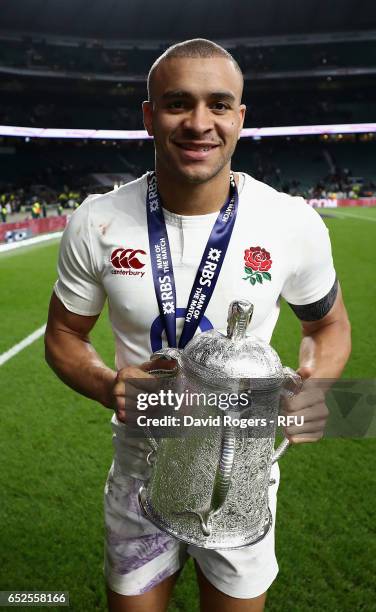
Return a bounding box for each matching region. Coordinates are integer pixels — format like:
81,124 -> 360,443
147,38 -> 243,101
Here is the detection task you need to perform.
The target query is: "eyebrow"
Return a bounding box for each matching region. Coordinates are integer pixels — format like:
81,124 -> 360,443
161,90 -> 236,102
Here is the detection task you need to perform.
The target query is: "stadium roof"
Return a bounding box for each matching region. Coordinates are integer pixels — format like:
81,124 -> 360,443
2,0 -> 376,41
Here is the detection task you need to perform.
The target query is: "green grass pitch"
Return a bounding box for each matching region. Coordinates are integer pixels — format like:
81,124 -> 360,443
0,207 -> 375,611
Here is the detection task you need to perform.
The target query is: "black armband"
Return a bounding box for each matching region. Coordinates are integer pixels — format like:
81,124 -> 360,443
287,278 -> 338,321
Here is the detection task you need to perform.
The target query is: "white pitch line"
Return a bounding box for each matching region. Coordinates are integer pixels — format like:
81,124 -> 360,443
326,211 -> 376,222
0,324 -> 46,366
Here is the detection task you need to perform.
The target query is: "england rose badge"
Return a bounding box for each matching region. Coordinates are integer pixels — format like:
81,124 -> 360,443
243,246 -> 272,285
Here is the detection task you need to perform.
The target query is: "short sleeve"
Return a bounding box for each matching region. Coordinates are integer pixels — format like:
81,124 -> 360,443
281,201 -> 336,306
54,197 -> 106,315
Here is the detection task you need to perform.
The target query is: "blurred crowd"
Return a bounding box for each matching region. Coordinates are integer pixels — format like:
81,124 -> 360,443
0,38 -> 156,75
0,100 -> 142,131
305,170 -> 376,200
2,161 -> 375,225
0,186 -> 83,223
1,95 -> 366,131
254,164 -> 376,199
1,37 -> 374,131
1,37 -> 373,77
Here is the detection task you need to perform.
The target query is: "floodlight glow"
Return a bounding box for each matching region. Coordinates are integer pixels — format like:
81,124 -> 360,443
0,123 -> 375,139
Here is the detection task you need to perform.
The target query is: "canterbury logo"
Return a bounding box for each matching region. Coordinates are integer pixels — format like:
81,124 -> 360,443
111,247 -> 146,270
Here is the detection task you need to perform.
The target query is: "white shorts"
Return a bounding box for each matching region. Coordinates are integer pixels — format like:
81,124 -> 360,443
104,462 -> 280,599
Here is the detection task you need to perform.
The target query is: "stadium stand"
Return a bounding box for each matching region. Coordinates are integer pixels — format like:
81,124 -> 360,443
1,8 -> 376,224
1,137 -> 375,218
2,36 -> 376,75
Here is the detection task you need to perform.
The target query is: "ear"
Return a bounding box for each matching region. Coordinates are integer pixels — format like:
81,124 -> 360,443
142,101 -> 154,136
238,104 -> 246,140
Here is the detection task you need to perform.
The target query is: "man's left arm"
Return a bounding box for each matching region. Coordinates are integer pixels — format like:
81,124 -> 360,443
284,283 -> 351,443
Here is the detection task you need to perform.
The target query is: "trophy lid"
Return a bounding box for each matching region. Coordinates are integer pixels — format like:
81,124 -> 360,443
182,300 -> 284,388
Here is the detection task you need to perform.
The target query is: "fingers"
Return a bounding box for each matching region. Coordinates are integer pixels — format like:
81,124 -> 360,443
282,385 -> 329,444
111,361 -> 177,424
285,420 -> 327,442
116,364 -> 154,381
283,401 -> 329,423
296,365 -> 314,380
283,386 -> 326,413
287,433 -> 324,444
113,366 -> 159,402
141,357 -> 178,373
114,395 -> 126,423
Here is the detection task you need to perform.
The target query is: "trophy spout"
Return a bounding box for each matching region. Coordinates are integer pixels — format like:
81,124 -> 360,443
207,421 -> 236,523
271,366 -> 303,464
175,421 -> 237,538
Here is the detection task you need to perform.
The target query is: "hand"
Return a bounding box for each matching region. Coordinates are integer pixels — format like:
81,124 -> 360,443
111,358 -> 177,423
282,366 -> 329,444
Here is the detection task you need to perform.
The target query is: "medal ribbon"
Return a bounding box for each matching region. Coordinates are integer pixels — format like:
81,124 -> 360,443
146,171 -> 238,348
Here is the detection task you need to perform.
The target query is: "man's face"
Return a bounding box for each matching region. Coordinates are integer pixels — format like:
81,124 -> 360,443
143,57 -> 246,184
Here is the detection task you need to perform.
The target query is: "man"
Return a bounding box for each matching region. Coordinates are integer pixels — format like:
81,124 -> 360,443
1,203 -> 7,223
45,39 -> 351,612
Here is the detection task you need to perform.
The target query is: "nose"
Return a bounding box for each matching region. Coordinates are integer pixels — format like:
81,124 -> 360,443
182,103 -> 214,135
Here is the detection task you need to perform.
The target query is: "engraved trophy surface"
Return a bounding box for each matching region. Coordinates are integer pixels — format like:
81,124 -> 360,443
139,300 -> 301,549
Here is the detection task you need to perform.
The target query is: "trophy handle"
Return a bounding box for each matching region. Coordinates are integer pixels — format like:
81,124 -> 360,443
141,348 -> 182,460
151,347 -> 183,367
272,367 -> 303,464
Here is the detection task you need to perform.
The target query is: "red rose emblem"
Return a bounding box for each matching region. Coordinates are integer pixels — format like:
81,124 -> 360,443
244,247 -> 272,272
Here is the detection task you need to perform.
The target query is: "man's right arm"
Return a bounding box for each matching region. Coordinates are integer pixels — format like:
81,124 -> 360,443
45,293 -> 171,421
44,292 -> 117,409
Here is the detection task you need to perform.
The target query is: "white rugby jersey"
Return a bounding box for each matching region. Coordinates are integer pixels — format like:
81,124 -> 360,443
55,172 -> 336,476
55,172 -> 336,363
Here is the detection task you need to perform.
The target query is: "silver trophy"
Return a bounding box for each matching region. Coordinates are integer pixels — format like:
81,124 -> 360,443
139,300 -> 302,549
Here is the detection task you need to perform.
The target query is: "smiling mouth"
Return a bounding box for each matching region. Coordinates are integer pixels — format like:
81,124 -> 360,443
174,142 -> 220,152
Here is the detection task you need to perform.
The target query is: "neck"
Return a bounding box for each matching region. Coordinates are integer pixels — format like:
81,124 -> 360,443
155,165 -> 238,215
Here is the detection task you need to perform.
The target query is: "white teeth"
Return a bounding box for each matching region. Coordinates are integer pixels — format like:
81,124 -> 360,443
179,144 -> 212,151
